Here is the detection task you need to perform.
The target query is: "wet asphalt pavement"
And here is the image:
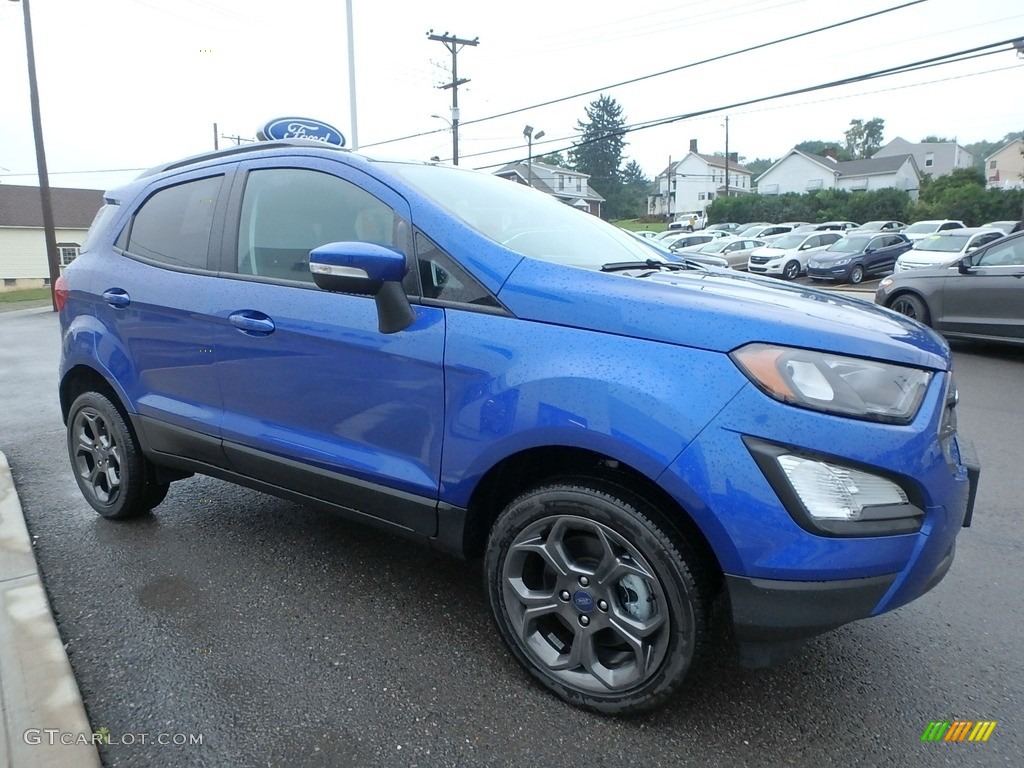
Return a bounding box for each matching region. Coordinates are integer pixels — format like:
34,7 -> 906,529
1,307 -> 1021,767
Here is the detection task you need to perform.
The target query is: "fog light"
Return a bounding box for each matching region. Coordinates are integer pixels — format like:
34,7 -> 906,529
778,455 -> 908,521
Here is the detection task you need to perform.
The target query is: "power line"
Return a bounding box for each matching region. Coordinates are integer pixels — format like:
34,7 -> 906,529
362,0 -> 928,150
466,37 -> 1020,169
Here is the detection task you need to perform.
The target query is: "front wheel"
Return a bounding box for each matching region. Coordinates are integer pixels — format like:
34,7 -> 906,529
484,479 -> 711,714
849,264 -> 865,284
889,293 -> 930,325
782,260 -> 801,280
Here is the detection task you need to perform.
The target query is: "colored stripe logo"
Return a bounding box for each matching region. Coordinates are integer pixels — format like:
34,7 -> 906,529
921,721 -> 997,742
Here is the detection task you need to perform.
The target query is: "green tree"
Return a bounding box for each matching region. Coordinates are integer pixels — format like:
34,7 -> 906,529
742,157 -> 774,180
536,151 -> 570,168
616,160 -> 649,219
844,118 -> 885,159
570,94 -> 627,218
794,140 -> 851,160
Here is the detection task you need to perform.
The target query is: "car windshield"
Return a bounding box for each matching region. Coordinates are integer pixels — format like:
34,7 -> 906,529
389,163 -> 655,269
859,221 -> 887,230
904,222 -> 939,234
769,234 -> 805,249
697,241 -> 728,254
828,236 -> 871,253
737,225 -> 767,237
915,234 -> 971,253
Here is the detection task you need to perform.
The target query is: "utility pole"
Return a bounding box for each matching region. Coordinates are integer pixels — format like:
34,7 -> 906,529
724,115 -> 730,200
213,122 -> 219,150
12,0 -> 60,311
426,30 -> 478,165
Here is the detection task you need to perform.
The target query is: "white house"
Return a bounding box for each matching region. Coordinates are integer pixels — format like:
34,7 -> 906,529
0,184 -> 104,291
494,161 -> 604,216
872,137 -> 973,178
755,149 -> 920,199
647,140 -> 752,222
984,138 -> 1024,190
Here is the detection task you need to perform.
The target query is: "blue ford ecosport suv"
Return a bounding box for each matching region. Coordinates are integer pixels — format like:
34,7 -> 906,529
57,140 -> 979,714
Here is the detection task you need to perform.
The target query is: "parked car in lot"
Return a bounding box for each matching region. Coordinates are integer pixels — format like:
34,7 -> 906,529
676,236 -> 766,270
854,220 -> 906,233
894,228 -> 1005,273
626,231 -> 729,269
813,221 -> 860,232
902,219 -> 965,242
980,220 -> 1019,235
705,222 -> 741,234
807,233 -> 913,284
667,233 -> 721,252
56,137 -> 979,715
627,229 -> 659,240
876,231 -> 1024,345
747,231 -> 843,279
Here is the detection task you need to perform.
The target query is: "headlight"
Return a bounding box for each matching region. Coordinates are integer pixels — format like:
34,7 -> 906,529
879,277 -> 894,289
833,256 -> 852,266
731,343 -> 932,423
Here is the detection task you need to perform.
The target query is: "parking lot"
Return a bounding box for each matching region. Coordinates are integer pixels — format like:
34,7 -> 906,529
2,305 -> 1021,767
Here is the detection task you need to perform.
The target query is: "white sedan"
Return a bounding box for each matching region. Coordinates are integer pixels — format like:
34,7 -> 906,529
747,231 -> 843,279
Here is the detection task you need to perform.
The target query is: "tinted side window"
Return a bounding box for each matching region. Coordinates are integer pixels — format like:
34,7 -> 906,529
236,168 -> 398,283
126,176 -> 222,269
414,233 -> 500,307
977,240 -> 1023,267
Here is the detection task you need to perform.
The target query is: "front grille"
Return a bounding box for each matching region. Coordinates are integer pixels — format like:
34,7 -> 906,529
749,255 -> 770,264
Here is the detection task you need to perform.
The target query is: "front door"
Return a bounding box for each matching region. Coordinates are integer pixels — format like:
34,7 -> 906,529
210,160 -> 445,534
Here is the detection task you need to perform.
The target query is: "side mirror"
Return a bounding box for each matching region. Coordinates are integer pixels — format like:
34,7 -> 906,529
957,256 -> 974,274
309,242 -> 416,334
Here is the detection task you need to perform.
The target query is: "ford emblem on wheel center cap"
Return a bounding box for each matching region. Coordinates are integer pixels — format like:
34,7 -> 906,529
572,590 -> 595,612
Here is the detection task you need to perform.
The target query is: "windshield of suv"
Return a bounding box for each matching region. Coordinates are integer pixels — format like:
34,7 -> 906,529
768,234 -> 805,250
827,235 -> 871,253
391,163 -> 655,269
914,234 -> 970,252
904,222 -> 940,235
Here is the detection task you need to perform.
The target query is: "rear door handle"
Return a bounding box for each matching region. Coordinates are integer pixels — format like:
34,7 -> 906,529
102,288 -> 130,308
228,311 -> 276,336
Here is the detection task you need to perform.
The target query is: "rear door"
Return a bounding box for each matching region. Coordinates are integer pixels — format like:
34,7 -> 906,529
939,237 -> 1024,341
92,170 -> 230,464
210,158 -> 446,534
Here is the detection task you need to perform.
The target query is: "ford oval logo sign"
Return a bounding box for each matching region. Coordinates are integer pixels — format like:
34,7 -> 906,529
257,117 -> 346,147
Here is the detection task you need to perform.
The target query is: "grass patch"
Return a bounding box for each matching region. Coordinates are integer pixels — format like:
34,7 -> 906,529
0,287 -> 52,303
612,219 -> 667,233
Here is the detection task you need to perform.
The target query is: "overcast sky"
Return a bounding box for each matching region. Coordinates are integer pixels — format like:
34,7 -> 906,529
1,0 -> 1022,191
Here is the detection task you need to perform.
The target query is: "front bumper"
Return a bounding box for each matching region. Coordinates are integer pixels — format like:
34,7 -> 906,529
727,540 -> 955,667
806,263 -> 850,281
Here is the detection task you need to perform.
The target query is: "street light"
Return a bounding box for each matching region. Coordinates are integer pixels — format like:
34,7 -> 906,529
523,125 -> 545,188
430,115 -> 454,162
9,0 -> 61,311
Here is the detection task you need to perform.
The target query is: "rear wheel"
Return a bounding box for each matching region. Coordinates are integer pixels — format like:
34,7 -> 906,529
849,264 -> 865,284
67,391 -> 165,519
889,293 -> 930,325
782,260 -> 800,280
484,478 -> 711,714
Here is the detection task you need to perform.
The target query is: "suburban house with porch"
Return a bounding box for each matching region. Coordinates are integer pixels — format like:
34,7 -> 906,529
755,148 -> 920,199
0,184 -> 104,291
647,140 -> 752,223
494,161 -> 604,216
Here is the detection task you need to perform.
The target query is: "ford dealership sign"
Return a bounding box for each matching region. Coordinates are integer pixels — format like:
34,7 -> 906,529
257,117 -> 346,147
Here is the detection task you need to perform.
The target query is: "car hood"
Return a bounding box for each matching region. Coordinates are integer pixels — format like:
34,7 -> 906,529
499,259 -> 949,370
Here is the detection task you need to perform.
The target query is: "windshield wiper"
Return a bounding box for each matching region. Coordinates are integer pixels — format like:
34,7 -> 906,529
600,259 -> 704,273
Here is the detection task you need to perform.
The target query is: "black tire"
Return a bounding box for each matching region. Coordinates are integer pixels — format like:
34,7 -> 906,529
66,391 -> 162,519
484,478 -> 711,714
888,293 -> 930,325
849,264 -> 865,284
782,260 -> 801,280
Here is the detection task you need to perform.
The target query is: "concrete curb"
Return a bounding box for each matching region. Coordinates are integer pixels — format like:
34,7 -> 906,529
0,451 -> 101,768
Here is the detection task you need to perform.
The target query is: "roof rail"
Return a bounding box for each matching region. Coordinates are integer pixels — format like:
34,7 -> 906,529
136,139 -> 348,179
